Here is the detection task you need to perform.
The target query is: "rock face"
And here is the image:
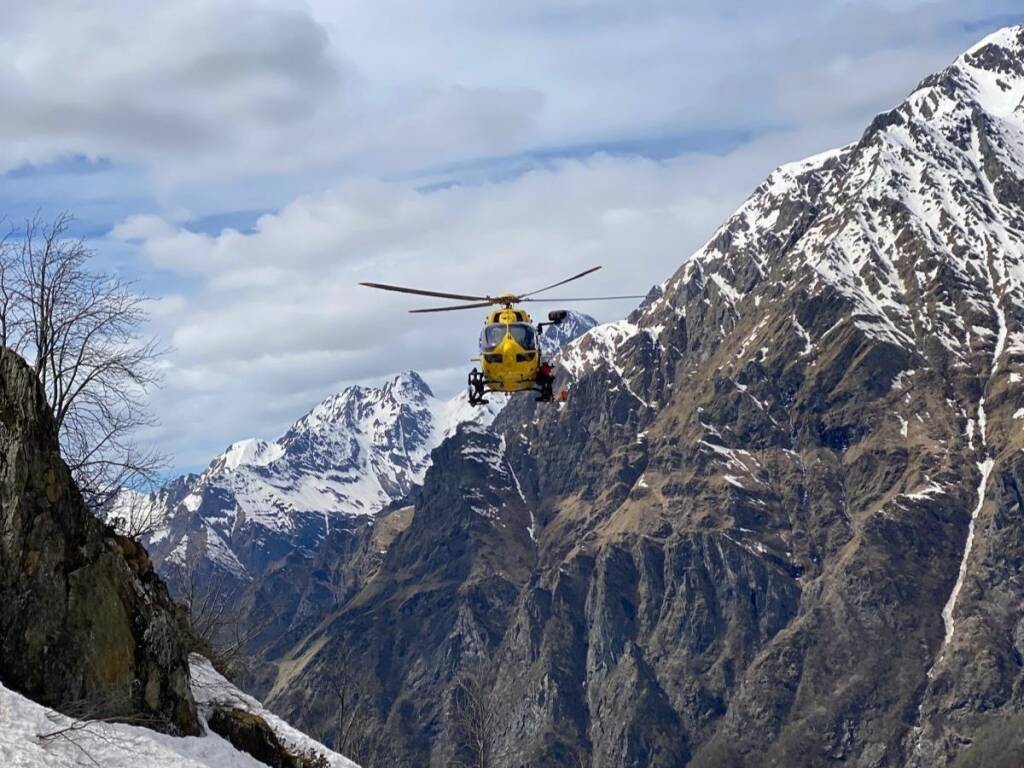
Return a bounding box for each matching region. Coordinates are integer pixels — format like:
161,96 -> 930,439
248,26 -> 1024,768
206,708 -> 309,768
0,348 -> 199,734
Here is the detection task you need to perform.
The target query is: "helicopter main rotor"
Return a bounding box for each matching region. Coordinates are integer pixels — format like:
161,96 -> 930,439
359,265 -> 645,313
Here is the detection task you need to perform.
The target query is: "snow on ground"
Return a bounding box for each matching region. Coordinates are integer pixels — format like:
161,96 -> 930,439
189,655 -> 358,768
0,682 -> 263,768
0,657 -> 359,768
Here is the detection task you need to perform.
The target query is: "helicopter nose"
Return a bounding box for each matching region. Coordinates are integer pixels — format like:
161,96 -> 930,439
495,338 -> 514,360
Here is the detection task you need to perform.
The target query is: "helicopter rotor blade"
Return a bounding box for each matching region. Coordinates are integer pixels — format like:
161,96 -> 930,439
517,265 -> 602,299
521,295 -> 646,302
408,301 -> 497,313
360,282 -> 491,302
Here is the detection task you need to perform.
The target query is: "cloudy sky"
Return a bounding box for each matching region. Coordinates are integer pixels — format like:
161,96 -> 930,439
3,1 -> 1021,472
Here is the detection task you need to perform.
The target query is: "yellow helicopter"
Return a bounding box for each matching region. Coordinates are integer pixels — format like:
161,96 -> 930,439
360,266 -> 643,405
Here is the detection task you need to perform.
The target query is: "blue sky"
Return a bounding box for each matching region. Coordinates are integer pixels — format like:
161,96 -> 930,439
2,1 -> 1021,472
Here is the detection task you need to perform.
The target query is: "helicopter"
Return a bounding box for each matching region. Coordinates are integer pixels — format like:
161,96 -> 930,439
360,266 -> 644,406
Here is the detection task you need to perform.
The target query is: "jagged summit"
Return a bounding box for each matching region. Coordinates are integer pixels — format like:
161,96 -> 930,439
140,371 -> 503,580
564,24 -> 1024,411
139,307 -> 595,585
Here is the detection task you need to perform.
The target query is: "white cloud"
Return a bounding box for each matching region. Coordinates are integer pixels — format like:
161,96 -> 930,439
5,0 -> 1022,469
121,122 -> 861,466
0,1 -> 544,184
3,0 -> 1018,189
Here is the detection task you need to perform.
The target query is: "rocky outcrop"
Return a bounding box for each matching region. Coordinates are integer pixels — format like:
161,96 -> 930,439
0,347 -> 199,734
206,707 -> 333,768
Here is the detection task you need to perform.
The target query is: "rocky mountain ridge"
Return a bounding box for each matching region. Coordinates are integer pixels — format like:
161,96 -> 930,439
256,26 -> 1024,768
131,312 -> 598,590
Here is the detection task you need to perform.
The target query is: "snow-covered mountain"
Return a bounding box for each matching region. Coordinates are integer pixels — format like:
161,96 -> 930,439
256,27 -> 1024,767
141,372 -> 503,580
137,311 -> 598,583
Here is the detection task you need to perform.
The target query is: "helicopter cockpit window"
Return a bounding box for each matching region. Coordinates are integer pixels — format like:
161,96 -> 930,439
509,323 -> 537,350
480,324 -> 508,350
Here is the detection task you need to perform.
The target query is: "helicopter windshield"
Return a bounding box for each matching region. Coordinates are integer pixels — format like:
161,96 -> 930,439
480,324 -> 508,351
509,323 -> 537,350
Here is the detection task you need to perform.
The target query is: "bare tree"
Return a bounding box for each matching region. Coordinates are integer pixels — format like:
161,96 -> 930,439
34,685 -> 175,767
0,212 -> 166,509
174,546 -> 273,679
448,670 -> 505,768
104,489 -> 164,540
320,647 -> 413,767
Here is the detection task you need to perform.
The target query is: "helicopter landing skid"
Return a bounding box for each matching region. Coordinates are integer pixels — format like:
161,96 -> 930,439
467,368 -> 489,406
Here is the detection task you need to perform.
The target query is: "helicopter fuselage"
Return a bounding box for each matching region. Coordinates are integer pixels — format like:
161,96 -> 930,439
475,306 -> 543,393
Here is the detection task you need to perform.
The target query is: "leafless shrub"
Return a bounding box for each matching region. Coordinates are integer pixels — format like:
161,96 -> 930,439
35,690 -> 171,766
0,212 -> 167,510
103,489 -> 164,541
447,669 -> 506,768
175,547 -> 271,679
320,647 -> 413,767
295,747 -> 332,768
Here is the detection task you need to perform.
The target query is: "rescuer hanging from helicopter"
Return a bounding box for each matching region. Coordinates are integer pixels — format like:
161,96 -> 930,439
359,266 -> 643,406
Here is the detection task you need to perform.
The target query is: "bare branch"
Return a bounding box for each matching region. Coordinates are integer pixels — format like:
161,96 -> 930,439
0,212 -> 168,515
168,547 -> 276,680
447,669 -> 506,768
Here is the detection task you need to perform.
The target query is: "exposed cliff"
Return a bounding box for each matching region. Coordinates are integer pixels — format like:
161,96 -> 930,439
0,346 -> 199,734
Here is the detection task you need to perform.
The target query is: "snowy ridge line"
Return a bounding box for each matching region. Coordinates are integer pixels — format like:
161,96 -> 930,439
136,373 -> 505,576
641,29 -> 1024,373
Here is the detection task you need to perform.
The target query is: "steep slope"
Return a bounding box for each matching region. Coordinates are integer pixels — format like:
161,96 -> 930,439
0,347 -> 199,735
261,26 -> 1024,768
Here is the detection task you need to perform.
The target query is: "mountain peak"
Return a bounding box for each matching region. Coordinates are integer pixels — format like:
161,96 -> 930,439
941,25 -> 1024,117
963,24 -> 1024,62
384,369 -> 434,398
216,438 -> 285,471
543,310 -> 600,355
